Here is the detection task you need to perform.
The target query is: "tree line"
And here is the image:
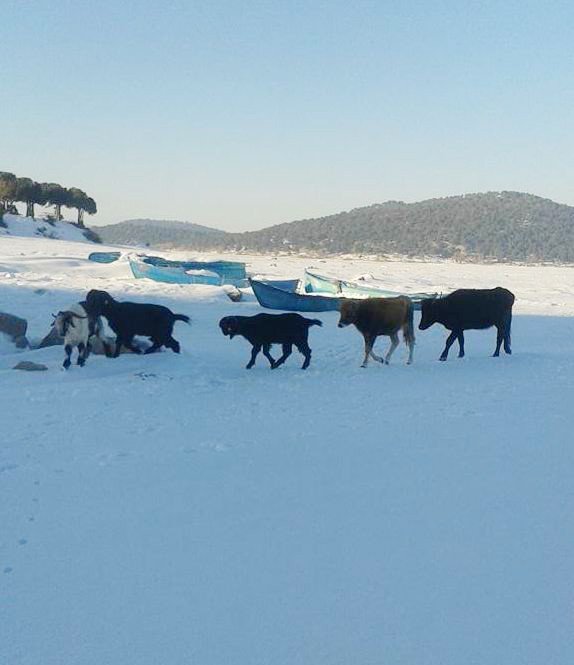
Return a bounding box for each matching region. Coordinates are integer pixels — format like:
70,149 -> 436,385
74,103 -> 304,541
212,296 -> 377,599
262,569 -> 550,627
0,171 -> 97,227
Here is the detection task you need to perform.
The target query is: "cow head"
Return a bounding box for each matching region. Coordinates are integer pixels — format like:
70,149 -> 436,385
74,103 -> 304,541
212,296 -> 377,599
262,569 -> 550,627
219,316 -> 239,338
419,298 -> 438,330
337,300 -> 360,328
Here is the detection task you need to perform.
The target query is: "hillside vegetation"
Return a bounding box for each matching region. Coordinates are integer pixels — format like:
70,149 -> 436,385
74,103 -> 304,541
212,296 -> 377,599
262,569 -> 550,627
98,192 -> 574,263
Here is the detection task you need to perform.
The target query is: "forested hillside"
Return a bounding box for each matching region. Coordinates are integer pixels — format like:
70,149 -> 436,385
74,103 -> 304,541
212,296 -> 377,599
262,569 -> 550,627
98,193 -> 574,263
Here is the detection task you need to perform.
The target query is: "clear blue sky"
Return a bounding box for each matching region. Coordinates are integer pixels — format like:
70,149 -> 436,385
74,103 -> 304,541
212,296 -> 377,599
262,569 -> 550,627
3,0 -> 574,229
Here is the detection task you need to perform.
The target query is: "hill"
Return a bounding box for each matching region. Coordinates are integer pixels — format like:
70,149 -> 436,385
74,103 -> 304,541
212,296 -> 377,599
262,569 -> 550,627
0,213 -> 100,243
97,218 -> 224,248
215,192 -> 574,263
94,193 -> 574,263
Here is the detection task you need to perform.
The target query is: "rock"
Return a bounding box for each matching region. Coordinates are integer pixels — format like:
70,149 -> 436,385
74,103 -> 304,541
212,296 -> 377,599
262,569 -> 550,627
13,361 -> 48,372
14,335 -> 29,349
224,286 -> 243,302
0,312 -> 27,341
37,326 -> 63,349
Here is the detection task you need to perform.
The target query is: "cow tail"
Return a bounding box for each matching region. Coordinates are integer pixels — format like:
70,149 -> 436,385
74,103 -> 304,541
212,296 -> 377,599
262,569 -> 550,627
403,299 -> 415,346
173,314 -> 191,324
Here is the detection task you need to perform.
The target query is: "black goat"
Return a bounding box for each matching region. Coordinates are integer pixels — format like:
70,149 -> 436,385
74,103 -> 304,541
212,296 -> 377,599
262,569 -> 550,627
219,313 -> 322,369
85,290 -> 190,357
419,287 -> 515,360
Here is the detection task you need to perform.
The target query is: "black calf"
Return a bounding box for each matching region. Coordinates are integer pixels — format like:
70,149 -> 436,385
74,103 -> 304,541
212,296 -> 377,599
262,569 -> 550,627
219,313 -> 322,369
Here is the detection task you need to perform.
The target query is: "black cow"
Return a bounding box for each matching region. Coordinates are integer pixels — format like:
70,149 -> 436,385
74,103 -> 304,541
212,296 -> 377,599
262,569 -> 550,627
419,287 -> 515,361
219,313 -> 322,369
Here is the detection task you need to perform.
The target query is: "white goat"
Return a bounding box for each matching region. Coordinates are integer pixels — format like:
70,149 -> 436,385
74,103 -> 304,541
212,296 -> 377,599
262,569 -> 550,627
52,303 -> 110,369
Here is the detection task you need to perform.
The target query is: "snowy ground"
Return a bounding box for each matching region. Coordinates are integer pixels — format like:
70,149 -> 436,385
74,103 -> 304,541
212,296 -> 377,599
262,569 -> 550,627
2,234 -> 574,664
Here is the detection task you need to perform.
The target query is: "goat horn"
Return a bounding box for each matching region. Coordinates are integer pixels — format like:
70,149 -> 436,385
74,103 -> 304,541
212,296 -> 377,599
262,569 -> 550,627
70,313 -> 87,319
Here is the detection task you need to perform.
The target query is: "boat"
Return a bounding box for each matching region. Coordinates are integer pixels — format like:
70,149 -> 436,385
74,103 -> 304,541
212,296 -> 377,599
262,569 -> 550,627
128,255 -> 247,286
250,278 -> 345,312
304,269 -> 436,305
88,251 -> 121,264
129,255 -> 223,286
304,269 -> 341,295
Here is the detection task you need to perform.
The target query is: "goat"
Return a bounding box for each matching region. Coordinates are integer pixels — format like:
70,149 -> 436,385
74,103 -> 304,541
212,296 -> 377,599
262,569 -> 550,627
338,297 -> 415,367
85,290 -> 190,357
419,287 -> 515,360
52,302 -> 111,369
219,313 -> 322,369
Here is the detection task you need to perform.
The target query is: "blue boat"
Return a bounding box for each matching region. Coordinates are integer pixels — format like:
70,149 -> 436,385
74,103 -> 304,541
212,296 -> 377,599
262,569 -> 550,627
250,278 -> 344,312
141,255 -> 247,285
88,251 -> 121,264
129,255 -> 248,286
129,255 -> 223,285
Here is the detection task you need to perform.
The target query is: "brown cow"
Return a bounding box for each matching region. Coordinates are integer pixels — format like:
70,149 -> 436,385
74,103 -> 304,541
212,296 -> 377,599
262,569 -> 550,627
338,297 -> 415,368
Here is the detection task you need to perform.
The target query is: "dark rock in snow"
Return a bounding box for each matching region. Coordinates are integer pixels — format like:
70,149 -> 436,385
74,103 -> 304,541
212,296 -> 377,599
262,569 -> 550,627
37,326 -> 63,349
13,361 -> 48,372
0,312 -> 27,341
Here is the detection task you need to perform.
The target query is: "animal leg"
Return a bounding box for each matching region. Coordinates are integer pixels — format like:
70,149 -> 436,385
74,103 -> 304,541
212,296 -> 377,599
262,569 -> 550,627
63,344 -> 72,369
144,339 -> 163,354
246,345 -> 261,369
503,315 -> 512,354
166,337 -> 180,354
457,331 -> 465,358
361,335 -> 374,368
406,337 -> 415,365
273,344 -> 292,369
77,342 -> 86,367
369,337 -> 385,363
113,336 -> 123,358
384,333 -> 399,365
493,325 -> 504,357
440,331 -> 458,361
297,341 -> 312,370
262,343 -> 276,368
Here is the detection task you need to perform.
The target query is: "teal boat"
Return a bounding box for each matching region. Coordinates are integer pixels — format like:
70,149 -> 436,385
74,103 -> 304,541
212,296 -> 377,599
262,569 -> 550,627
303,269 -> 437,305
129,255 -> 223,285
128,255 -> 247,286
88,251 -> 121,264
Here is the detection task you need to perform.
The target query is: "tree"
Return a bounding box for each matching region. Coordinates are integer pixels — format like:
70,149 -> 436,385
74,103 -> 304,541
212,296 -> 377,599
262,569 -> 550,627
0,172 -> 17,212
66,187 -> 97,226
83,196 -> 97,226
41,182 -> 69,220
15,177 -> 44,218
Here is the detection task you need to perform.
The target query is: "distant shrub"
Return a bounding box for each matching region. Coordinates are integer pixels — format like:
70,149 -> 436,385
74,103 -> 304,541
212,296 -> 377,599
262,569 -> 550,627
82,227 -> 102,244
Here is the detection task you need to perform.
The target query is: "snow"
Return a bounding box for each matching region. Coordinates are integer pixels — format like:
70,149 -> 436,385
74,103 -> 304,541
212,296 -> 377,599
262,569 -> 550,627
2,235 -> 574,664
0,213 -> 93,243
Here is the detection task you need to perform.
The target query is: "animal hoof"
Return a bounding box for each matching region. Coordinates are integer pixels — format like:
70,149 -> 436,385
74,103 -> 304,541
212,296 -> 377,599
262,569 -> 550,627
384,360 -> 389,365
439,357 -> 447,362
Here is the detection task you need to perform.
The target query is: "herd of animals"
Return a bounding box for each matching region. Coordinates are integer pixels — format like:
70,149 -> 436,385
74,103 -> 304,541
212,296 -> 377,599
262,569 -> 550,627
51,286 -> 516,370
